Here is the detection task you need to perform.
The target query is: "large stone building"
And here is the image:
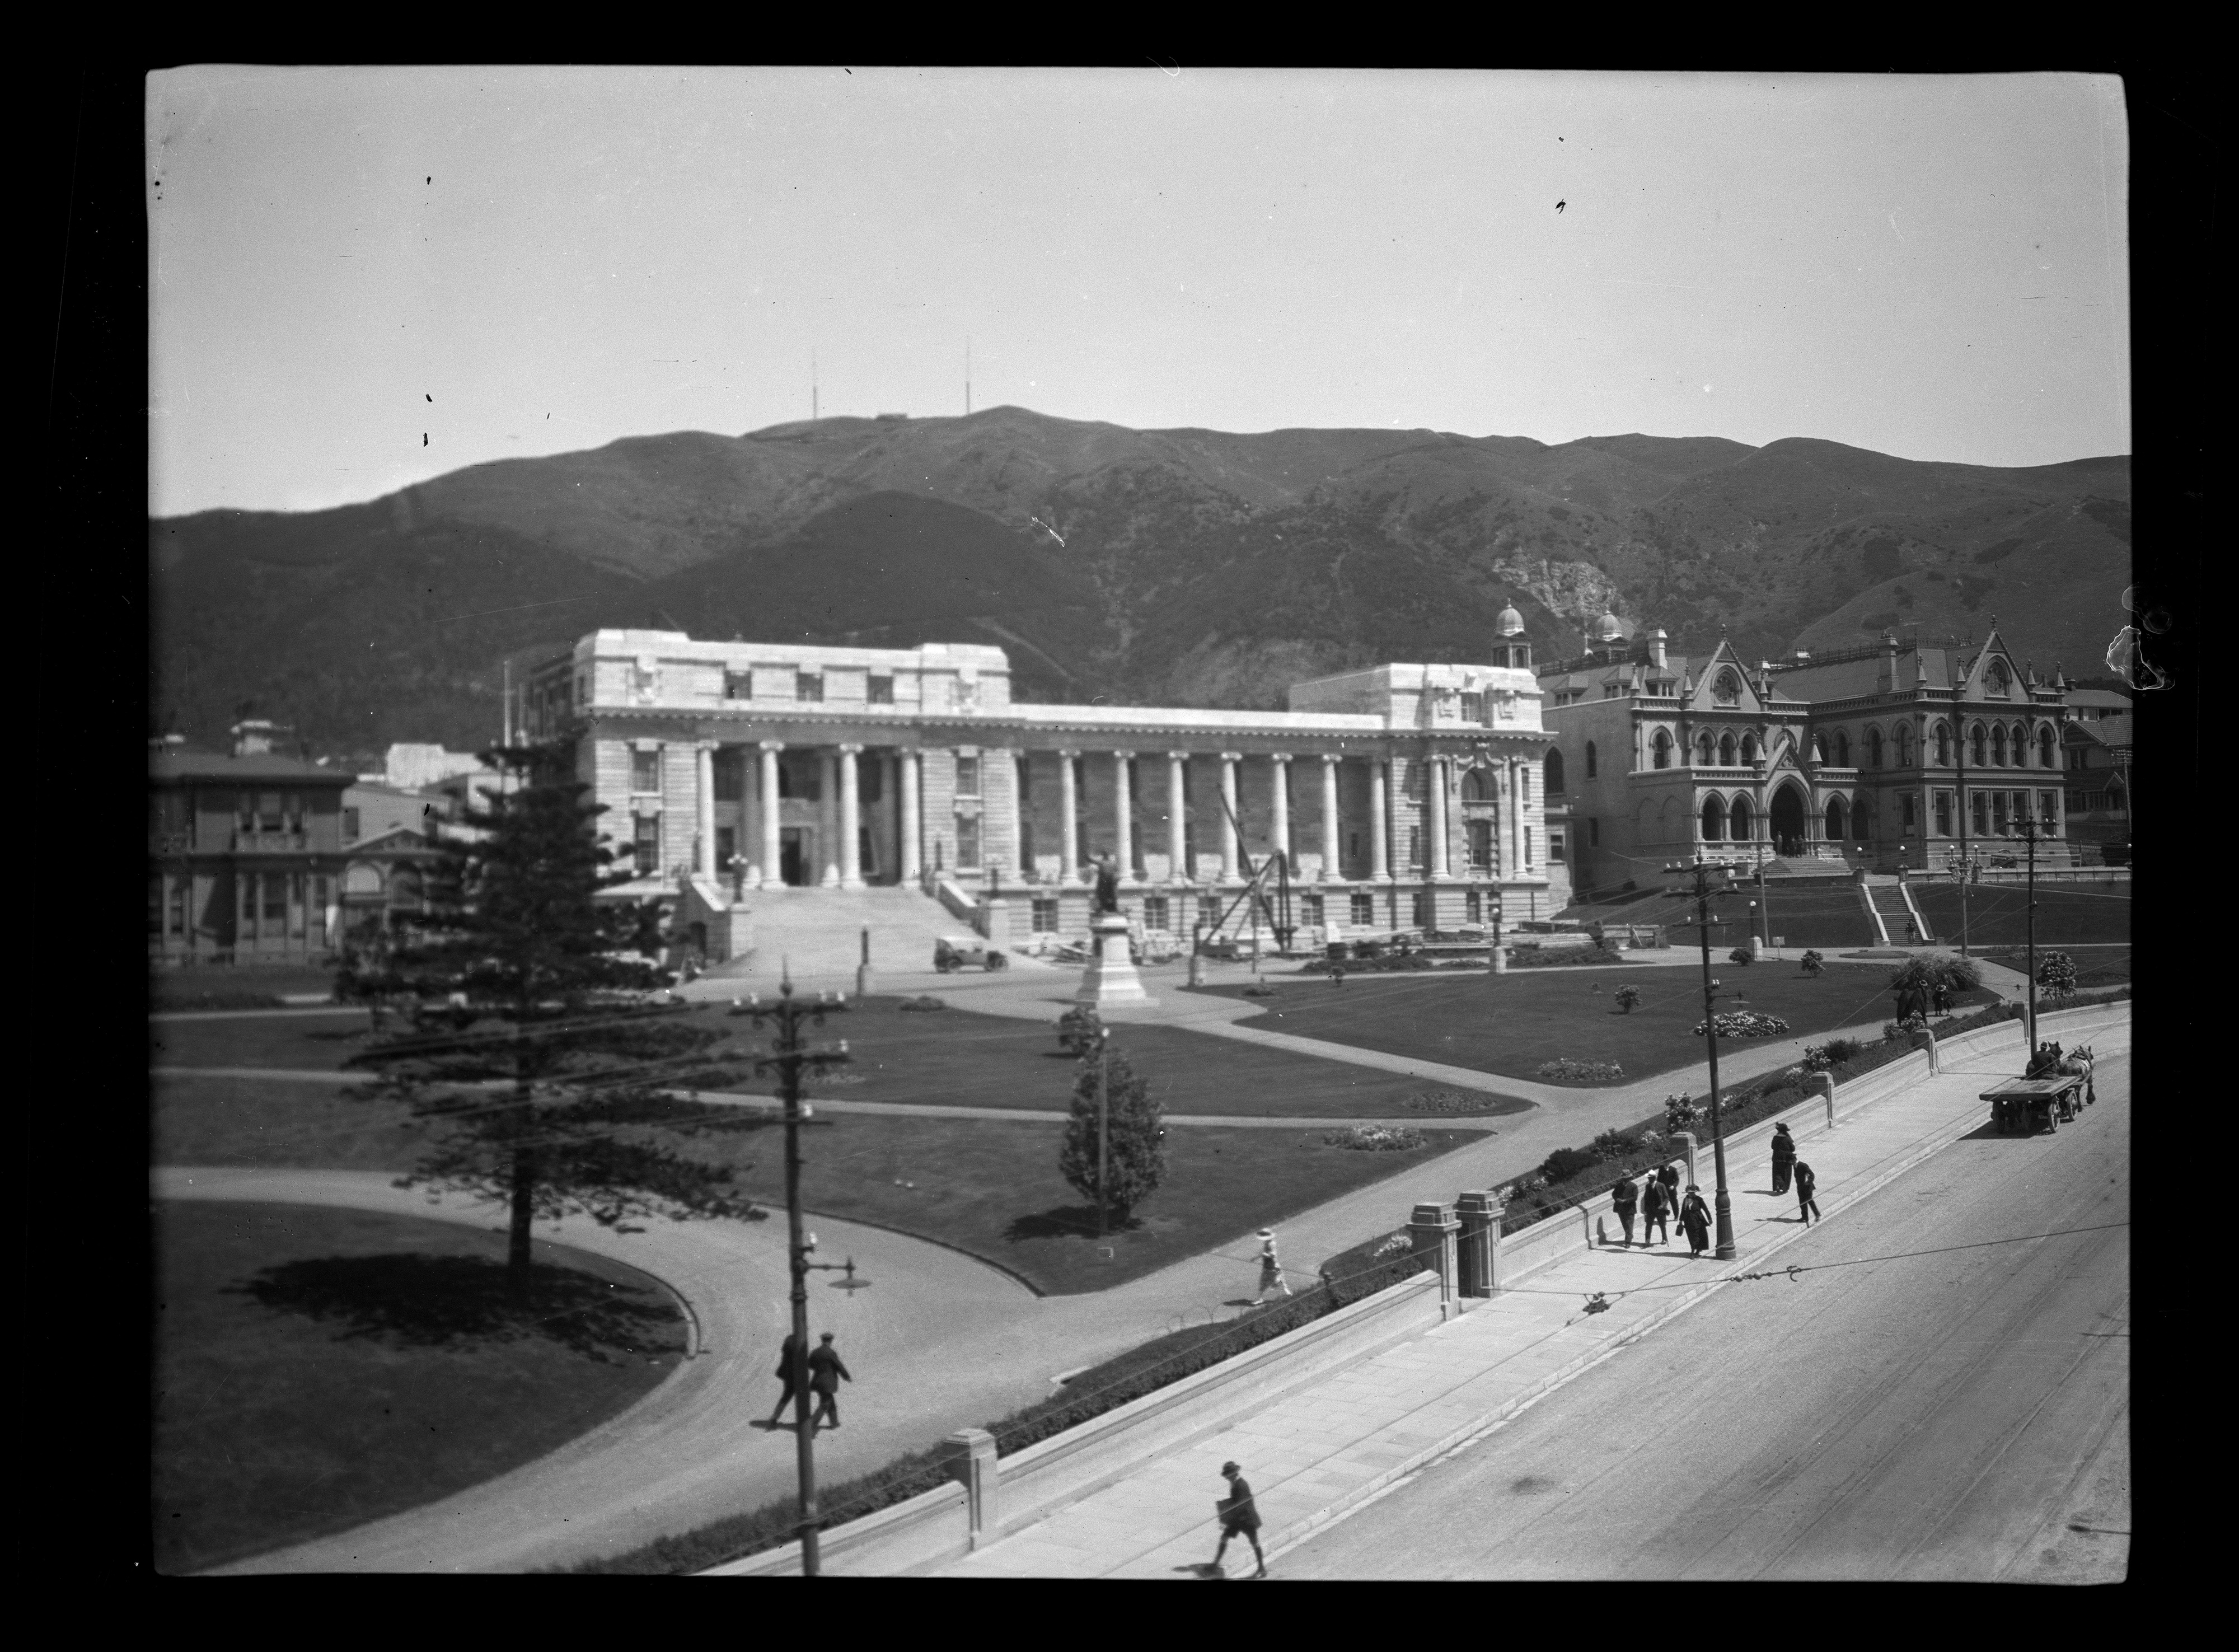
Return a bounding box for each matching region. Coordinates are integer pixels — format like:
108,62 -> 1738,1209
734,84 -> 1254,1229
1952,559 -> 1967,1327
1537,616 -> 2078,897
521,609 -> 1563,943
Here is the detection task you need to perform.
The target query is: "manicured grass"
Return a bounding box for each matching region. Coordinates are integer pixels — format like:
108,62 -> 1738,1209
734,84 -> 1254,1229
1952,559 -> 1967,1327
1976,944 -> 2131,989
1745,886 -> 1879,949
149,1072 -> 1477,1296
151,1009 -> 369,1071
696,1110 -> 1479,1295
152,1201 -> 685,1574
1910,883 -> 2132,948
152,963 -> 339,1012
1188,963 -> 1997,1085
703,998 -> 1525,1120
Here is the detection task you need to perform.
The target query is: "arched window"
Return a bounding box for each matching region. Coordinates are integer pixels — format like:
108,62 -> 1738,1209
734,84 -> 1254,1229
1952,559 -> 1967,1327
1700,795 -> 1726,841
1697,731 -> 1716,765
1932,723 -> 1950,766
2038,724 -> 2057,768
1730,795 -> 1753,841
1718,732 -> 1737,765
1970,723 -> 1988,766
1544,748 -> 1566,794
1741,733 -> 1759,763
1835,731 -> 1852,766
1714,670 -> 1741,706
1867,727 -> 1884,769
1460,766 -> 1493,802
1585,740 -> 1598,779
1651,731 -> 1671,770
1991,726 -> 2006,767
1825,795 -> 1847,841
1895,724 -> 1913,767
1987,659 -> 2010,697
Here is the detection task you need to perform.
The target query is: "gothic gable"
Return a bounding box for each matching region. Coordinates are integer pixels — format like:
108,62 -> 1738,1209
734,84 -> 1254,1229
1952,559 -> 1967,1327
1685,640 -> 1762,715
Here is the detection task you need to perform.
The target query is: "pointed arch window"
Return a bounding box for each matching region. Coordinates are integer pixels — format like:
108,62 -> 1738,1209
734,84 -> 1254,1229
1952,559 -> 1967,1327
2038,725 -> 2057,768
1730,795 -> 1753,842
1867,727 -> 1884,769
1651,731 -> 1671,770
1990,726 -> 2007,767
1697,732 -> 1716,765
1741,733 -> 1758,764
1585,740 -> 1598,779
1700,795 -> 1726,841
1932,723 -> 1950,766
1986,659 -> 2011,698
1970,723 -> 1988,766
1835,730 -> 1852,766
1545,747 -> 1566,794
1718,732 -> 1737,765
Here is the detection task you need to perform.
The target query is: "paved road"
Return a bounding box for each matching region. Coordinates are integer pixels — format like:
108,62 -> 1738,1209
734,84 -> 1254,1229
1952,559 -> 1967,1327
1272,1045 -> 2130,1582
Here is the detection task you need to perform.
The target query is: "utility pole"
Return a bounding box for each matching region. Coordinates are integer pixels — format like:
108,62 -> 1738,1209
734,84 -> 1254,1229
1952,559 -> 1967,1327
1955,722 -> 1971,958
737,977 -> 851,1576
2022,807 -> 2040,1053
1096,1026 -> 1111,1242
1665,857 -> 1737,1260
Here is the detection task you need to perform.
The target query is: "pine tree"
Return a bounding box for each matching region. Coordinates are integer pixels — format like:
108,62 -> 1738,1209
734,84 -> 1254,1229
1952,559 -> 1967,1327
1057,1044 -> 1168,1223
338,736 -> 764,1295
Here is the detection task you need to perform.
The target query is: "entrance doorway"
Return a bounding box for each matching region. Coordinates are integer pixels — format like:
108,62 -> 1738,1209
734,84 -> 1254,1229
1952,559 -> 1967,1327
1769,784 -> 1806,857
780,828 -> 811,887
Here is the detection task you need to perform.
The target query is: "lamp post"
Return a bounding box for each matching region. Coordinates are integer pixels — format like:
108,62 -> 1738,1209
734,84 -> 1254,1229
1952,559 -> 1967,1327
1665,857 -> 1738,1260
734,976 -> 851,1576
1095,1024 -> 1112,1242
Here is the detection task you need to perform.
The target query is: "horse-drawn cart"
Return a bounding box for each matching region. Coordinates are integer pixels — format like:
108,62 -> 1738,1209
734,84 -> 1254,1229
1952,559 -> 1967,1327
1980,1073 -> 2087,1135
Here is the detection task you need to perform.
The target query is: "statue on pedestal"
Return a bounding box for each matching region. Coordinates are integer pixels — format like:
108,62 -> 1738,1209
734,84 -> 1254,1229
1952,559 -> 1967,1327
1093,853 -> 1121,915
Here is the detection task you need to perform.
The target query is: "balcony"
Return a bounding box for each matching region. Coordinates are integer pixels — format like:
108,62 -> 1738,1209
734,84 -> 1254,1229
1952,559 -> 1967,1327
232,830 -> 310,853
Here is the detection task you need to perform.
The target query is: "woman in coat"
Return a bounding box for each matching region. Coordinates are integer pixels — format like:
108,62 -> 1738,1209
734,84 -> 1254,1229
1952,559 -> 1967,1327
1769,1122 -> 1796,1195
1679,1185 -> 1712,1257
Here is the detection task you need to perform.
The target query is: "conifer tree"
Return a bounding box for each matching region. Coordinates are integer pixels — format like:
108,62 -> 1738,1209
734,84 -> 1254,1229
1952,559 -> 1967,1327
1057,1044 -> 1168,1223
338,735 -> 763,1294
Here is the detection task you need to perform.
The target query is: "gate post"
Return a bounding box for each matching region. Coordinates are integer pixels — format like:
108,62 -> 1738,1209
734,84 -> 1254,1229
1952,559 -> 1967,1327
1409,1201 -> 1462,1319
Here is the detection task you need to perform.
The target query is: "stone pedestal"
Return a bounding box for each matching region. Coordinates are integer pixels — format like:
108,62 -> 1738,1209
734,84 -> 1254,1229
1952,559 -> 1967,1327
942,1428 -> 1000,1550
1490,944 -> 1508,975
1455,1190 -> 1505,1298
1409,1200 -> 1461,1318
1187,952 -> 1206,988
1075,913 -> 1155,1007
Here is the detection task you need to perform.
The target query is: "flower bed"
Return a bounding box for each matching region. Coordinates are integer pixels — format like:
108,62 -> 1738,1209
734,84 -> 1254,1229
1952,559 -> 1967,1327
1400,1088 -> 1507,1115
1692,1010 -> 1791,1038
1535,1057 -> 1627,1083
1506,942 -> 1633,970
1323,1123 -> 1428,1152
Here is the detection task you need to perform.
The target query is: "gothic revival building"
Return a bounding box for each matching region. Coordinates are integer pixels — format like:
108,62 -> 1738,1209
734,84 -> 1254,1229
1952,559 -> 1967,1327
521,607 -> 1564,944
1537,616 -> 2076,897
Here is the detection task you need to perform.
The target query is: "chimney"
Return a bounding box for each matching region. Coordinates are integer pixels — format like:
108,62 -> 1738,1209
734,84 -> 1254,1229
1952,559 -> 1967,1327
1877,629 -> 1899,691
1650,629 -> 1668,670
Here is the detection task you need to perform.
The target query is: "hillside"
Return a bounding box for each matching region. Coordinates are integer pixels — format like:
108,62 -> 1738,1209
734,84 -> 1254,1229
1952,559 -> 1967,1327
149,407 -> 2131,752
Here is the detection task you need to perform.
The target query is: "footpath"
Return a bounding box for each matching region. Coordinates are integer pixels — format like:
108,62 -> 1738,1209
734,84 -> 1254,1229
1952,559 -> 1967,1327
912,1001 -> 2132,1579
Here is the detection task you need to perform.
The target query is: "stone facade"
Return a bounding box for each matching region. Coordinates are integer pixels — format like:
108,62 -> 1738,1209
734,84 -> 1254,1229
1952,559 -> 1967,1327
523,615 -> 1565,940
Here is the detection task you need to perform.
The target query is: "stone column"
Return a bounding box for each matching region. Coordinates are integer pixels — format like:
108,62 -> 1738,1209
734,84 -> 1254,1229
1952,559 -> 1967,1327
1058,749 -> 1080,884
1456,1190 -> 1505,1298
899,750 -> 922,883
1005,751 -> 1024,878
1369,756 -> 1390,881
695,742 -> 717,878
818,750 -> 841,887
1167,752 -> 1189,882
758,742 -> 785,890
1112,750 -> 1135,879
1219,752 -> 1242,881
1388,755 -> 1408,875
1507,757 -> 1523,874
1409,1200 -> 1462,1319
943,1428 -> 1000,1551
838,743 -> 864,889
1320,755 -> 1342,882
1427,756 -> 1449,878
1269,753 -> 1293,876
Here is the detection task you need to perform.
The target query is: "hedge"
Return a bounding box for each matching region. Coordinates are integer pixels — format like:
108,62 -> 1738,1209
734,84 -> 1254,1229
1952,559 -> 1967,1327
1507,942 -> 1633,970
560,1238 -> 1426,1574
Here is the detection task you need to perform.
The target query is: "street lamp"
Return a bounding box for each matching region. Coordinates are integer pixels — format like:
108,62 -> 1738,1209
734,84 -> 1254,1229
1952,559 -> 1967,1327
1664,857 -> 1739,1260
1093,1024 -> 1113,1242
734,976 -> 852,1577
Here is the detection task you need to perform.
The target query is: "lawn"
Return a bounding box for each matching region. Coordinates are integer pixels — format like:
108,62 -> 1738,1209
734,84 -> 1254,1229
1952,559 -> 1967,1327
1976,944 -> 2130,989
151,1008 -> 369,1071
152,1200 -> 685,1574
149,1071 -> 1480,1297
152,963 -> 339,1012
700,997 -> 1524,1120
1910,882 -> 2132,948
697,1110 -> 1479,1295
1186,962 -> 1997,1085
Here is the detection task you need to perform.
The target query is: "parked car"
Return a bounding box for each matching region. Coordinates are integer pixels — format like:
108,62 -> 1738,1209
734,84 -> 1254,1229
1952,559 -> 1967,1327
934,935 -> 1009,972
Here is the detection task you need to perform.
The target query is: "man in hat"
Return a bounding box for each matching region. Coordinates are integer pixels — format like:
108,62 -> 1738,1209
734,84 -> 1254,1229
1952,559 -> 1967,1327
1252,1229 -> 1290,1303
1212,1461 -> 1267,1578
766,1331 -> 804,1428
1793,1159 -> 1821,1225
807,1331 -> 852,1430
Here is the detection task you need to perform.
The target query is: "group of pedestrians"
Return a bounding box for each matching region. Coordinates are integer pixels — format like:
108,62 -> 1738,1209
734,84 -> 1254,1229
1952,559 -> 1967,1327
1770,1122 -> 1820,1223
1609,1124 -> 1821,1253
766,1331 -> 853,1431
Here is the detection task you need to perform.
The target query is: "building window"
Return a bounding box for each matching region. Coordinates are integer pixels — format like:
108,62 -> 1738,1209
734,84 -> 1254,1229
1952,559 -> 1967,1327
1651,731 -> 1670,770
1550,828 -> 1567,864
2039,727 -> 2057,767
1970,724 -> 1988,766
869,675 -> 894,705
1741,734 -> 1758,764
1935,791 -> 1953,835
1698,732 -> 1717,765
1972,792 -> 1989,835
1545,748 -> 1566,793
1407,826 -> 1422,868
1901,793 -> 1917,830
955,815 -> 982,869
860,758 -> 884,804
1468,820 -> 1492,870
1867,728 -> 1883,769
634,815 -> 660,872
1991,726 -> 2007,767
1412,891 -> 1434,928
169,879 -> 189,938
1835,731 -> 1851,766
343,807 -> 360,843
1895,724 -> 1913,767
263,876 -> 289,923
1351,893 -> 1375,925
2038,791 -> 2058,832
631,748 -> 661,793
955,755 -> 981,796
1465,889 -> 1483,923
1031,897 -> 1060,933
1145,895 -> 1171,930
725,670 -> 753,701
1299,893 -> 1322,928
1719,733 -> 1737,765
797,672 -> 823,702
1933,724 -> 1950,766
1992,792 -> 2010,834
1588,817 -> 1600,846
1460,691 -> 1484,722
1586,741 -> 1598,778
1987,660 -> 2010,697
575,671 -> 590,706
714,754 -> 744,802
1524,827 -> 1534,867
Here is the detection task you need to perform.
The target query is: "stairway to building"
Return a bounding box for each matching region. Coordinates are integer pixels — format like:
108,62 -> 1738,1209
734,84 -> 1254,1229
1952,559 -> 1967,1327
702,885 -> 975,981
1862,876 -> 1929,946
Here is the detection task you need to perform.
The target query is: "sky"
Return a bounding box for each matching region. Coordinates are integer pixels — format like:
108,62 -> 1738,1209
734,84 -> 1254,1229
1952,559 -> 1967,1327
147,68 -> 2129,517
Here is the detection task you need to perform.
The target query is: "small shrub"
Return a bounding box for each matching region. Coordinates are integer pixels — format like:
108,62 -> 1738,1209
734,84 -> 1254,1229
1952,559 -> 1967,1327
1614,985 -> 1643,1013
898,995 -> 947,1012
1800,949 -> 1825,976
1056,1004 -> 1103,1055
1323,1123 -> 1427,1152
2037,951 -> 2079,1000
1729,947 -> 1754,965
1535,1057 -> 1627,1083
1590,1127 -> 1637,1160
1664,1092 -> 1701,1130
1538,1145 -> 1599,1183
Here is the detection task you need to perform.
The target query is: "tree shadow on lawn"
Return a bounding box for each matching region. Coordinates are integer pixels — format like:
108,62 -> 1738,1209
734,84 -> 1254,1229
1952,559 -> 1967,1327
1003,1202 -> 1141,1243
229,1253 -> 678,1363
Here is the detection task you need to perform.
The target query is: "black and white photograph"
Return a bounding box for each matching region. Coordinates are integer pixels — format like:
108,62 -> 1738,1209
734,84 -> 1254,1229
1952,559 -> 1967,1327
144,65 -> 2136,1580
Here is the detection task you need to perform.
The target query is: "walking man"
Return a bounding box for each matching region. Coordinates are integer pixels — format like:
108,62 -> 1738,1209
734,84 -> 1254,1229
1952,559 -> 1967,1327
1212,1461 -> 1267,1578
1610,1172 -> 1640,1247
1794,1159 -> 1821,1225
1640,1173 -> 1671,1247
1252,1228 -> 1291,1303
1770,1122 -> 1796,1195
1679,1185 -> 1712,1257
1657,1159 -> 1683,1221
807,1331 -> 852,1430
766,1331 -> 804,1428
